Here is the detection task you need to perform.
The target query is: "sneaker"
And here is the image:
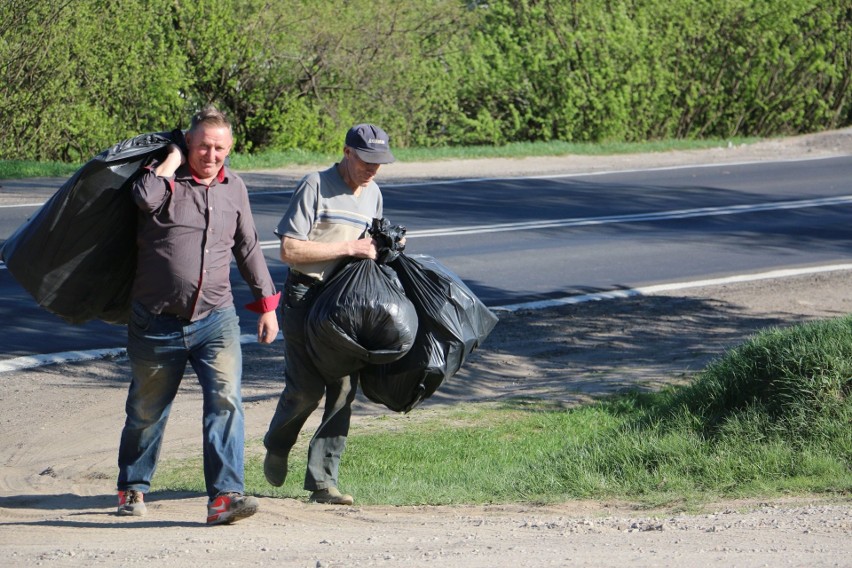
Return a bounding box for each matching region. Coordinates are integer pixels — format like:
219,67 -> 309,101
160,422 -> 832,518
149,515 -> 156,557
206,492 -> 259,526
309,487 -> 354,506
116,490 -> 146,516
263,451 -> 288,487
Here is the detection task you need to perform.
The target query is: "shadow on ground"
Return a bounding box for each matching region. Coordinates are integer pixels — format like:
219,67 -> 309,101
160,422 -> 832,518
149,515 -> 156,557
27,292 -> 837,414
243,293 -> 836,412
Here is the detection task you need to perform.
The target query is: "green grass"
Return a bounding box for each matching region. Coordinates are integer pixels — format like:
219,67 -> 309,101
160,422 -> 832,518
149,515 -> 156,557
0,137 -> 760,179
155,315 -> 852,508
0,160 -> 82,179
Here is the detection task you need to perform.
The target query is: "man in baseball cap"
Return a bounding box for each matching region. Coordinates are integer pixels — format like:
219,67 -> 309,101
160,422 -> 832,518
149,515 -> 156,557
262,122 -> 397,506
344,123 -> 396,164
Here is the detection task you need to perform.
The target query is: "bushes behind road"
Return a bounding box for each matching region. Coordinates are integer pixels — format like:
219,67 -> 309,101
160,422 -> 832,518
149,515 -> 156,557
1,0 -> 850,162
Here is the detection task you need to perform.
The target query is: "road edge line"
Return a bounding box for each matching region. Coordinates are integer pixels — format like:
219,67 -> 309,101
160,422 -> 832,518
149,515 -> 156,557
490,264 -> 852,312
3,264 -> 852,373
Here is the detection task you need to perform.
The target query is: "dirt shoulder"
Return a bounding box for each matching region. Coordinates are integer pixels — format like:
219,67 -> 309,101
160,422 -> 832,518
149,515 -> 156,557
245,126 -> 852,185
1,130 -> 852,567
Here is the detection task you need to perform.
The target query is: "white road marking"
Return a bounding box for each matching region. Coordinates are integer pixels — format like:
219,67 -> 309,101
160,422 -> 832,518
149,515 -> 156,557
255,194 -> 852,248
0,333 -> 283,374
0,203 -> 43,209
491,264 -> 852,312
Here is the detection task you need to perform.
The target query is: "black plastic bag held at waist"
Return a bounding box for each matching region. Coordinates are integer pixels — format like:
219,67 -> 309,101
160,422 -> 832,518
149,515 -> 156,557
305,259 -> 419,381
360,253 -> 499,413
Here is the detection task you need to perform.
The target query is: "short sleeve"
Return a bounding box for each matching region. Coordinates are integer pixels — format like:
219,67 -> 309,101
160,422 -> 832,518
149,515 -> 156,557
276,172 -> 320,240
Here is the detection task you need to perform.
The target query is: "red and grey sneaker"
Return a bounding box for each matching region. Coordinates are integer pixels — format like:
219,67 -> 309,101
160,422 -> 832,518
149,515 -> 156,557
206,492 -> 259,526
117,490 -> 147,516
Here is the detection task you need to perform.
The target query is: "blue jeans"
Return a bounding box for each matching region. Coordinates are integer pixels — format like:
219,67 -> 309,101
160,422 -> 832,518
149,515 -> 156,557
117,302 -> 244,500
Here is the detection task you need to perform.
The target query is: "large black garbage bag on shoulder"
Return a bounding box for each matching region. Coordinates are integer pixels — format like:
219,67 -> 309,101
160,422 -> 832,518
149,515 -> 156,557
360,253 -> 499,413
0,130 -> 184,325
306,259 -> 418,381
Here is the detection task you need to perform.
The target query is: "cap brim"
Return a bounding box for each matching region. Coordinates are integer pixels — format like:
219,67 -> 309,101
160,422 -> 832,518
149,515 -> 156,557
354,148 -> 396,165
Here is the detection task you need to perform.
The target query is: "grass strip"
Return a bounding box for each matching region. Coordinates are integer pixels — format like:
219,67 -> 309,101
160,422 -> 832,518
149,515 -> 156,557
0,137 -> 760,180
156,257 -> 852,509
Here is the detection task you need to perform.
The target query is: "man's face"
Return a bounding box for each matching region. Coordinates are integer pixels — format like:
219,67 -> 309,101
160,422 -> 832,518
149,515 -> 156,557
186,124 -> 232,180
342,146 -> 381,188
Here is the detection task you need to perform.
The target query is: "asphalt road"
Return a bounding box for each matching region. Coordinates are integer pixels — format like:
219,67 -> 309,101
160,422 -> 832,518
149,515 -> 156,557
2,155 -> 852,360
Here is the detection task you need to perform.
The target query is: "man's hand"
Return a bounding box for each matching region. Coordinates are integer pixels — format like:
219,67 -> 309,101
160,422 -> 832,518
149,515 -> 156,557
154,144 -> 185,178
349,237 -> 378,260
257,310 -> 279,344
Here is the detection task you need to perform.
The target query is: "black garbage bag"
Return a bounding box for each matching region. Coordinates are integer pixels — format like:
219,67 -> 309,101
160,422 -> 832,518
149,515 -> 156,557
0,130 -> 184,325
360,253 -> 499,413
369,217 -> 406,264
306,259 -> 418,381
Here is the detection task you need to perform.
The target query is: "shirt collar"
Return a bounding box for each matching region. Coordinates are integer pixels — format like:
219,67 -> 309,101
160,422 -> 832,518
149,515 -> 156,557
187,164 -> 228,185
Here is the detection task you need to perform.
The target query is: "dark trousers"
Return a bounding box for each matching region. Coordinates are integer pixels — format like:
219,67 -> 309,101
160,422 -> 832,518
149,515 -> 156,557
264,275 -> 358,491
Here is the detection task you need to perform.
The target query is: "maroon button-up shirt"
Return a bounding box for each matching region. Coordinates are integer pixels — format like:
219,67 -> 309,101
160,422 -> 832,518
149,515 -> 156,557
131,160 -> 279,321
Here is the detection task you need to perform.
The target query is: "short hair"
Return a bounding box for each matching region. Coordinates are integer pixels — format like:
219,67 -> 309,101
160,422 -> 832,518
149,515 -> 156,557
188,105 -> 231,134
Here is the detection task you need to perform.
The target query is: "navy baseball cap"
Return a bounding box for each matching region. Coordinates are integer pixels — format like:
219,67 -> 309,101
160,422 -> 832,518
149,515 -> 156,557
345,124 -> 396,164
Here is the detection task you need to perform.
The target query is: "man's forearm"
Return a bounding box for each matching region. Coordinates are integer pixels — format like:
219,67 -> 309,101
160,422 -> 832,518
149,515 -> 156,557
280,237 -> 359,264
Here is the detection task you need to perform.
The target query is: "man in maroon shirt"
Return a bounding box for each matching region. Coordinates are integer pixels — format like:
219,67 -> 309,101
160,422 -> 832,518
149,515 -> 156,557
115,106 -> 280,525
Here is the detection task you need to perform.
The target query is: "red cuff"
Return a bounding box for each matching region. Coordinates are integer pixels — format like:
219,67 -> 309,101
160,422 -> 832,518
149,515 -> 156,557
245,292 -> 281,314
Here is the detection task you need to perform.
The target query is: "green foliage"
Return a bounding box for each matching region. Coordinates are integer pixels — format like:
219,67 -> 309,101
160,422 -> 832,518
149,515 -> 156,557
452,0 -> 852,143
1,0 -> 849,161
0,0 -> 188,161
658,0 -> 852,138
